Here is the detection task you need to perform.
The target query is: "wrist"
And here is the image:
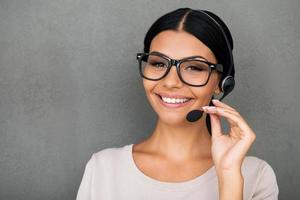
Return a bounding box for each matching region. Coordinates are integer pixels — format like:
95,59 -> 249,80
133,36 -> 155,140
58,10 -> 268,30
218,172 -> 244,185
218,170 -> 243,185
217,167 -> 242,178
217,171 -> 244,200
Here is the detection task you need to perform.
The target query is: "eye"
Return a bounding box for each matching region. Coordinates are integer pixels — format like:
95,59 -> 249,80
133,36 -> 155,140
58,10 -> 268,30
149,61 -> 167,68
185,65 -> 205,71
182,60 -> 209,72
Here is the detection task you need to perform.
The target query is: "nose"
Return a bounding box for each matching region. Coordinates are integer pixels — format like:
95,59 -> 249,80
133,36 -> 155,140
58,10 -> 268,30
161,63 -> 184,88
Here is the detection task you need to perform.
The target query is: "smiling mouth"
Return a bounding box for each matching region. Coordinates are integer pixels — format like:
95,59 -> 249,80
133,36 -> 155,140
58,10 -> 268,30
155,93 -> 193,104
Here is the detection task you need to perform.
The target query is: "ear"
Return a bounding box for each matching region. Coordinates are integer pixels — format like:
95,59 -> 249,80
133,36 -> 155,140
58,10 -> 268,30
214,73 -> 222,94
214,86 -> 222,95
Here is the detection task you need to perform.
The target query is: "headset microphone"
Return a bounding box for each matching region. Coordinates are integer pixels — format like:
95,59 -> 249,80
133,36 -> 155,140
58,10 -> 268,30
186,10 -> 235,123
186,110 -> 204,122
185,81 -> 234,122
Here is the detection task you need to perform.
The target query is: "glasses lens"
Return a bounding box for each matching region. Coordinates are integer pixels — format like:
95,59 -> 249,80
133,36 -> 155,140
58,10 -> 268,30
140,54 -> 169,80
179,60 -> 211,85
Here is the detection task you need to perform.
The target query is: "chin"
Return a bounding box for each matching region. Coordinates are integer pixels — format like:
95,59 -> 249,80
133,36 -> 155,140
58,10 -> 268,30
147,94 -> 191,122
155,110 -> 189,125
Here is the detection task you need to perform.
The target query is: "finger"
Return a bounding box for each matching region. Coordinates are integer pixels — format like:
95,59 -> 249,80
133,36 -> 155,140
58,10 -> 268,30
222,138 -> 256,166
204,107 -> 241,139
230,134 -> 256,159
203,106 -> 239,132
203,106 -> 250,132
203,105 -> 241,123
212,99 -> 236,112
203,105 -> 238,120
209,113 -> 223,139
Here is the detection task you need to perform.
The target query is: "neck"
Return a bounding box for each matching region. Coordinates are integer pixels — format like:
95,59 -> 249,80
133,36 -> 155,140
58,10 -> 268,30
144,115 -> 212,162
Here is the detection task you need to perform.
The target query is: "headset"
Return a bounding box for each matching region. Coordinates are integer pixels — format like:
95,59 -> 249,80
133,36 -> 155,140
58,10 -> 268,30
197,10 -> 235,101
185,9 -> 236,122
136,9 -> 236,122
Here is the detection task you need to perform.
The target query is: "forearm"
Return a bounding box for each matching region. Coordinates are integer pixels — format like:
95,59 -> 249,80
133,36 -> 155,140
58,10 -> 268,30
217,170 -> 244,200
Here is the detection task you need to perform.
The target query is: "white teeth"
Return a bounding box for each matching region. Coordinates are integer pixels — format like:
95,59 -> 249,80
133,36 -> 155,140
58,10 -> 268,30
161,96 -> 190,104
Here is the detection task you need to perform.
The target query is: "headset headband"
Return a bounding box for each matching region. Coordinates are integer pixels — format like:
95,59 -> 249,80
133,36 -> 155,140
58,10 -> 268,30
196,10 -> 233,77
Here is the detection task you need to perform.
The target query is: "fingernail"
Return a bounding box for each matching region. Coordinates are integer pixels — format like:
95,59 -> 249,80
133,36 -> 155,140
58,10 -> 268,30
218,108 -> 225,113
206,106 -> 217,113
212,99 -> 219,102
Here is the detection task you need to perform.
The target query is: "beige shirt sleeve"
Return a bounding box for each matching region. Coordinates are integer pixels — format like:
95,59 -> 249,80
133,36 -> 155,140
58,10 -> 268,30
251,160 -> 279,200
76,154 -> 94,200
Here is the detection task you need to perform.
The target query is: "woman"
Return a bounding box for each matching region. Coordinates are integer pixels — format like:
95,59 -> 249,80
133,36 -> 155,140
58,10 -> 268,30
76,8 -> 279,200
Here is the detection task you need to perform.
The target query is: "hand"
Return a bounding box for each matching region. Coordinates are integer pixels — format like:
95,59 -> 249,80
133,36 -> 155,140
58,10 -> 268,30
202,99 -> 256,173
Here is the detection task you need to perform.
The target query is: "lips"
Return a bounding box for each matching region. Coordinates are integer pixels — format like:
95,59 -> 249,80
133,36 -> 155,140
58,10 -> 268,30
155,92 -> 193,99
155,94 -> 192,108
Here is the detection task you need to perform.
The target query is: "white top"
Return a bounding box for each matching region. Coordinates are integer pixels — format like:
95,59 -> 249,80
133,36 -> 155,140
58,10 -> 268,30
76,143 -> 279,200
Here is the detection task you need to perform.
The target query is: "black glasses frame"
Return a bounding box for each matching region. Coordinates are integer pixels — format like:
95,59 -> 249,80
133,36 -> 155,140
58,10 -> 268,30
136,52 -> 224,87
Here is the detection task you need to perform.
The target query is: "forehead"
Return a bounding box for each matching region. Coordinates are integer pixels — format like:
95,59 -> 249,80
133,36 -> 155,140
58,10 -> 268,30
149,30 -> 217,63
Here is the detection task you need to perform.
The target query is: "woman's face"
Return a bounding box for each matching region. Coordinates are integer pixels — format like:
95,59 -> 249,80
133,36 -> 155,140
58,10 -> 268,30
143,30 -> 221,125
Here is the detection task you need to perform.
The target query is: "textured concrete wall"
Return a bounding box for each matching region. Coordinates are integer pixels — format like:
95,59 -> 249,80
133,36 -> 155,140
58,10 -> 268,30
0,0 -> 299,199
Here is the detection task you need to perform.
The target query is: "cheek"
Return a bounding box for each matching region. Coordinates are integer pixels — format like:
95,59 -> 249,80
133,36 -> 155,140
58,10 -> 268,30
207,73 -> 220,91
192,74 -> 219,102
192,87 -> 213,101
142,80 -> 160,110
142,79 -> 156,96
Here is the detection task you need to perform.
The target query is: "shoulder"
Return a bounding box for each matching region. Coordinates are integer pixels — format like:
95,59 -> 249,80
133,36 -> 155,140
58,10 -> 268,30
89,144 -> 130,166
76,144 -> 131,199
242,156 -> 272,171
242,156 -> 277,178
242,156 -> 279,199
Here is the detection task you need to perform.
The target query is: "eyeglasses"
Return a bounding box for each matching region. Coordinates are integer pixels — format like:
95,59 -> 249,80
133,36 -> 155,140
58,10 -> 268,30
136,51 -> 224,87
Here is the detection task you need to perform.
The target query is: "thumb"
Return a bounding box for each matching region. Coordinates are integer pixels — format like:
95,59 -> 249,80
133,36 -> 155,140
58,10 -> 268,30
209,113 -> 223,139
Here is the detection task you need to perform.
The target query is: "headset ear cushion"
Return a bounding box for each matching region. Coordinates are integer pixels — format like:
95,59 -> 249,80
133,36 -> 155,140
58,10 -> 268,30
219,76 -> 235,101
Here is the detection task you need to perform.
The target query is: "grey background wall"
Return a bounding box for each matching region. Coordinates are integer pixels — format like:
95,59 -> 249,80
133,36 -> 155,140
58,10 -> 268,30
0,0 -> 299,199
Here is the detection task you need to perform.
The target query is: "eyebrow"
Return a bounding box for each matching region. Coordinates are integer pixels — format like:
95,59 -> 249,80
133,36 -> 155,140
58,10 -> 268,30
150,51 -> 209,61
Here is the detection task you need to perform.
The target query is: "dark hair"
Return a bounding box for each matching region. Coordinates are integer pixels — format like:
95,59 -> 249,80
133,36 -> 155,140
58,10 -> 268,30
142,8 -> 235,135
